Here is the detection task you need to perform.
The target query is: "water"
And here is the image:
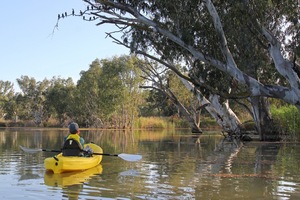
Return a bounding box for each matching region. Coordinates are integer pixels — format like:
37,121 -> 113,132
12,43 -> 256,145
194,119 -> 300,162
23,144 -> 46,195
0,128 -> 300,199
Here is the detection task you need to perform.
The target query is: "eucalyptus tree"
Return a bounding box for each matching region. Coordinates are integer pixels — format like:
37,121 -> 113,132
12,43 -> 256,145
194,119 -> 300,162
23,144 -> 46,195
76,59 -> 103,127
17,76 -> 50,126
98,55 -> 145,128
0,80 -> 15,119
76,56 -> 145,128
44,77 -> 76,125
59,0 -> 299,140
3,93 -> 23,122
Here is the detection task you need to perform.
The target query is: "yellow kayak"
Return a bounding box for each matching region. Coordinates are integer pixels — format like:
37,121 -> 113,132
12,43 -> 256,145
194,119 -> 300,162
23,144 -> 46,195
44,143 -> 103,174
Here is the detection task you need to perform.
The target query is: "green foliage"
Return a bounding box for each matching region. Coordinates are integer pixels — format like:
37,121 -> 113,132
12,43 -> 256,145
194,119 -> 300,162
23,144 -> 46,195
271,105 -> 300,138
141,70 -> 199,118
143,89 -> 177,116
75,55 -> 145,128
16,76 -> 51,125
0,80 -> 14,119
75,59 -> 103,125
99,57 -> 127,118
0,56 -> 147,128
44,77 -> 76,124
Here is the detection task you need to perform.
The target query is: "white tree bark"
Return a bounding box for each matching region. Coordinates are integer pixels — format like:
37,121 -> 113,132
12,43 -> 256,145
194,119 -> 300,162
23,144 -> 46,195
180,77 -> 241,133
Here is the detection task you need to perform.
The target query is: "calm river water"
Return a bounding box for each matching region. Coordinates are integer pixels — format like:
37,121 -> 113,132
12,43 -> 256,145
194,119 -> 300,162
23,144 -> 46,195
0,128 -> 300,199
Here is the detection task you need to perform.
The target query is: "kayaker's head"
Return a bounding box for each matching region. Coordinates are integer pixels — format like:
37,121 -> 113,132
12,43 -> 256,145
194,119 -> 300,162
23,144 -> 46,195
69,122 -> 79,134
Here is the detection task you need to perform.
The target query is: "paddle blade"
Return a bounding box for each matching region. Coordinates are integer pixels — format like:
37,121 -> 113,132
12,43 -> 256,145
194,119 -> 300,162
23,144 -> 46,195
118,153 -> 142,162
19,145 -> 43,153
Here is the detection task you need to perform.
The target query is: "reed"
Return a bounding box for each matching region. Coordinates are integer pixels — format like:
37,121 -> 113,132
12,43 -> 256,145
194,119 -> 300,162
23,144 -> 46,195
271,105 -> 300,138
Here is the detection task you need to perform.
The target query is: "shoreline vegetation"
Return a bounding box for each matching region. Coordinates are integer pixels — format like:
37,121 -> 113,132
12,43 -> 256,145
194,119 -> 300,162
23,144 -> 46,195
0,116 -> 220,131
0,105 -> 299,140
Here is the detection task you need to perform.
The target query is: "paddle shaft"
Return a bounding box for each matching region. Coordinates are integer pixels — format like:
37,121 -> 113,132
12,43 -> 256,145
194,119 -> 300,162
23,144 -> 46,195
41,149 -> 115,156
41,149 -> 118,156
92,152 -> 118,157
41,149 -> 62,153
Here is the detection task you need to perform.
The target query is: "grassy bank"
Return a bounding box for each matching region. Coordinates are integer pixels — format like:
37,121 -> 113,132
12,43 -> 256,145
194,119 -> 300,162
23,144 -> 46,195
135,117 -> 185,129
135,116 -> 218,130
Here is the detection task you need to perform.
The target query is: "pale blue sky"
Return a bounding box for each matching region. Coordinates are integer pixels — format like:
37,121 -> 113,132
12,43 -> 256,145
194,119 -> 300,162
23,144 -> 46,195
0,0 -> 128,91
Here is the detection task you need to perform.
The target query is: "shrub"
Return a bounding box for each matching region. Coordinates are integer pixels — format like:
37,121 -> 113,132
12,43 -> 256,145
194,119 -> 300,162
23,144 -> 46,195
271,105 -> 300,138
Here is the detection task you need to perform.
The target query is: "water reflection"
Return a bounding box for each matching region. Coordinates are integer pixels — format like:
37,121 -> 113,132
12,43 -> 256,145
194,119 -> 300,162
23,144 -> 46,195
119,169 -> 139,177
44,165 -> 103,187
1,128 -> 300,199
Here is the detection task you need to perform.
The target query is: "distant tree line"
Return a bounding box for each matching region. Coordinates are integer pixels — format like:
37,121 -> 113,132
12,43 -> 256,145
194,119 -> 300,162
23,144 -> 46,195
0,55 -> 198,129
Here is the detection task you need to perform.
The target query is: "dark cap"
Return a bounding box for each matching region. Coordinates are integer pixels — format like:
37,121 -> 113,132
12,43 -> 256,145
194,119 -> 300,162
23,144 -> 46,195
69,122 -> 79,134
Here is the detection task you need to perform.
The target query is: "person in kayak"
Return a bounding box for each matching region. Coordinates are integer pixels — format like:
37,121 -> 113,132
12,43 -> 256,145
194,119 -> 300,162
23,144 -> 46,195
64,122 -> 85,148
62,122 -> 93,156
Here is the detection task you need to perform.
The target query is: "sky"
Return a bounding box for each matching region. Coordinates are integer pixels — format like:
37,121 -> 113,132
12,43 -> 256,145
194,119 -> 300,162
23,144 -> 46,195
0,0 -> 129,91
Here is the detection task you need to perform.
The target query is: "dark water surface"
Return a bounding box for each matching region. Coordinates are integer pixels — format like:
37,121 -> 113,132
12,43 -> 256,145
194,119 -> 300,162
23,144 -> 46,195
0,128 -> 300,199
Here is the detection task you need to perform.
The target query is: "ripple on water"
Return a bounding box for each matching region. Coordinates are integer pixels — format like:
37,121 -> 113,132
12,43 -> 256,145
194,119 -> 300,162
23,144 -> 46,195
273,180 -> 300,199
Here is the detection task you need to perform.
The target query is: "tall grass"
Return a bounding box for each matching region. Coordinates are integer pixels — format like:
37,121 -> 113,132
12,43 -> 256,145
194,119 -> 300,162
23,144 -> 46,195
135,116 -> 219,131
135,117 -> 168,129
271,105 -> 300,138
135,117 -> 191,130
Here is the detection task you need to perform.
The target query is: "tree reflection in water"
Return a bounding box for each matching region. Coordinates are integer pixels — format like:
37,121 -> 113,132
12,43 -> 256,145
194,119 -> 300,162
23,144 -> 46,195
1,129 -> 300,199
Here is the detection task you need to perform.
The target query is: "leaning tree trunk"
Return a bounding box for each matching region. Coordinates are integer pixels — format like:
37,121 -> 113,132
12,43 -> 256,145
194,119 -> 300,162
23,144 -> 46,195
208,94 -> 242,134
250,96 -> 281,141
166,89 -> 203,133
180,77 -> 242,135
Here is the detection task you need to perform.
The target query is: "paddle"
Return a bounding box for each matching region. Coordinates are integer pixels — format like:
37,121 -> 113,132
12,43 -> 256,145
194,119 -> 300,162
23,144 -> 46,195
19,145 -> 142,162
19,146 -> 61,153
